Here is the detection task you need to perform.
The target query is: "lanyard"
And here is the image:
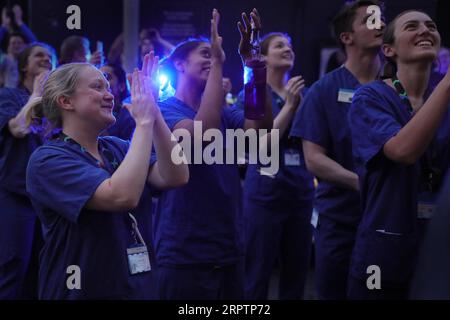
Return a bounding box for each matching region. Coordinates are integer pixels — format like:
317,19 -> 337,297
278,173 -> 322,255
128,213 -> 146,246
57,132 -> 119,173
392,75 -> 414,114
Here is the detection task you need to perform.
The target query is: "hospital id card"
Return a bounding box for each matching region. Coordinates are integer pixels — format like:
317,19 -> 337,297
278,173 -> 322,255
127,245 -> 151,275
284,149 -> 301,166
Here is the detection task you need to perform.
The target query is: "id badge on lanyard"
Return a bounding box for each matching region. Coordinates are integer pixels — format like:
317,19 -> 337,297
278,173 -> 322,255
127,213 -> 151,275
417,149 -> 441,220
284,149 -> 301,166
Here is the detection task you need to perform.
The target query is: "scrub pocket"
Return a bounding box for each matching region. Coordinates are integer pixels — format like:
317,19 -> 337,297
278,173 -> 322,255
357,229 -> 419,286
244,167 -> 280,202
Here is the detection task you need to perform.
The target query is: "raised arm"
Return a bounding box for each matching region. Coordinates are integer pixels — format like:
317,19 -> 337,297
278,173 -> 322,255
384,68 -> 450,164
256,76 -> 305,153
173,9 -> 225,135
237,8 -> 273,131
274,76 -> 305,136
86,65 -> 158,211
9,71 -> 48,138
13,5 -> 37,42
143,53 -> 189,189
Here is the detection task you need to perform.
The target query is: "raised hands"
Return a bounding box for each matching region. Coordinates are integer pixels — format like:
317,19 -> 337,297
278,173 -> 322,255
126,52 -> 160,127
210,9 -> 225,64
237,8 -> 262,63
31,71 -> 50,99
12,5 -> 23,26
285,75 -> 305,109
1,7 -> 11,28
141,51 -> 160,99
1,5 -> 24,28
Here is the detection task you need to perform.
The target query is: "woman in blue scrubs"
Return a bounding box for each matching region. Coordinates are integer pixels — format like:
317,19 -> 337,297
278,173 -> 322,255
25,54 -> 188,299
238,32 -> 314,299
155,9 -> 273,299
348,10 -> 450,299
0,43 -> 54,299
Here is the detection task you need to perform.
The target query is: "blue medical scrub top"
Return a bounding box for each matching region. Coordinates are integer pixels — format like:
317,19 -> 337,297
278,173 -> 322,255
348,80 -> 450,286
155,96 -> 245,267
107,104 -> 135,141
236,89 -> 314,207
26,136 -> 158,299
289,66 -> 361,226
0,87 -> 41,196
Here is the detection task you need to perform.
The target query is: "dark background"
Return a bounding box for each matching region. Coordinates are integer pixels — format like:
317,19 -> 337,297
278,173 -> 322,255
1,0 -> 448,92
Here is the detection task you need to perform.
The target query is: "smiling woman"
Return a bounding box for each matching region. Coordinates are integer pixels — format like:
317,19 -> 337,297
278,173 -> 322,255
23,55 -> 188,299
347,10 -> 450,299
154,8 -> 273,300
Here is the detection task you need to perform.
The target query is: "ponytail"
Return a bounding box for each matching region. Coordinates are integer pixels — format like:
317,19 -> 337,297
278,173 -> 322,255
24,96 -> 57,138
25,96 -> 44,128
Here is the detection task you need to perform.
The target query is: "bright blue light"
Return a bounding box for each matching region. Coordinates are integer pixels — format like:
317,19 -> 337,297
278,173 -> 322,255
159,74 -> 168,88
158,73 -> 175,100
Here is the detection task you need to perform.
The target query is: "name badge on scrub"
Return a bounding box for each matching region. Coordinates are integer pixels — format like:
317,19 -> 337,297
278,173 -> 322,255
284,149 -> 301,166
417,192 -> 436,219
127,213 -> 151,275
337,89 -> 355,103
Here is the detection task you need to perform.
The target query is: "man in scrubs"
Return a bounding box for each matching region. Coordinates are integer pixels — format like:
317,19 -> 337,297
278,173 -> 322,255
289,0 -> 385,299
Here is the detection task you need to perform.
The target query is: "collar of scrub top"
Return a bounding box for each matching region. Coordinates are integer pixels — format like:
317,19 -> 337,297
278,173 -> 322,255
57,132 -> 120,173
391,74 -> 434,113
391,75 -> 442,193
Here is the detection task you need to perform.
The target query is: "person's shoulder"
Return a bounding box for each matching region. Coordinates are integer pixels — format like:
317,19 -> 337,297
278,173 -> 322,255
28,141 -> 77,168
0,87 -> 19,97
158,96 -> 179,110
316,67 -> 347,87
158,96 -> 195,125
354,80 -> 389,100
351,80 -> 398,117
0,86 -> 29,103
32,140 -> 74,157
304,68 -> 347,98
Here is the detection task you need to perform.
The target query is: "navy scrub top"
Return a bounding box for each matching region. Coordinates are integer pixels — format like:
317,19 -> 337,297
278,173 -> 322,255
26,136 -> 158,299
348,80 -> 450,285
290,66 -> 362,226
0,87 -> 40,196
236,88 -> 314,207
155,96 -> 245,267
